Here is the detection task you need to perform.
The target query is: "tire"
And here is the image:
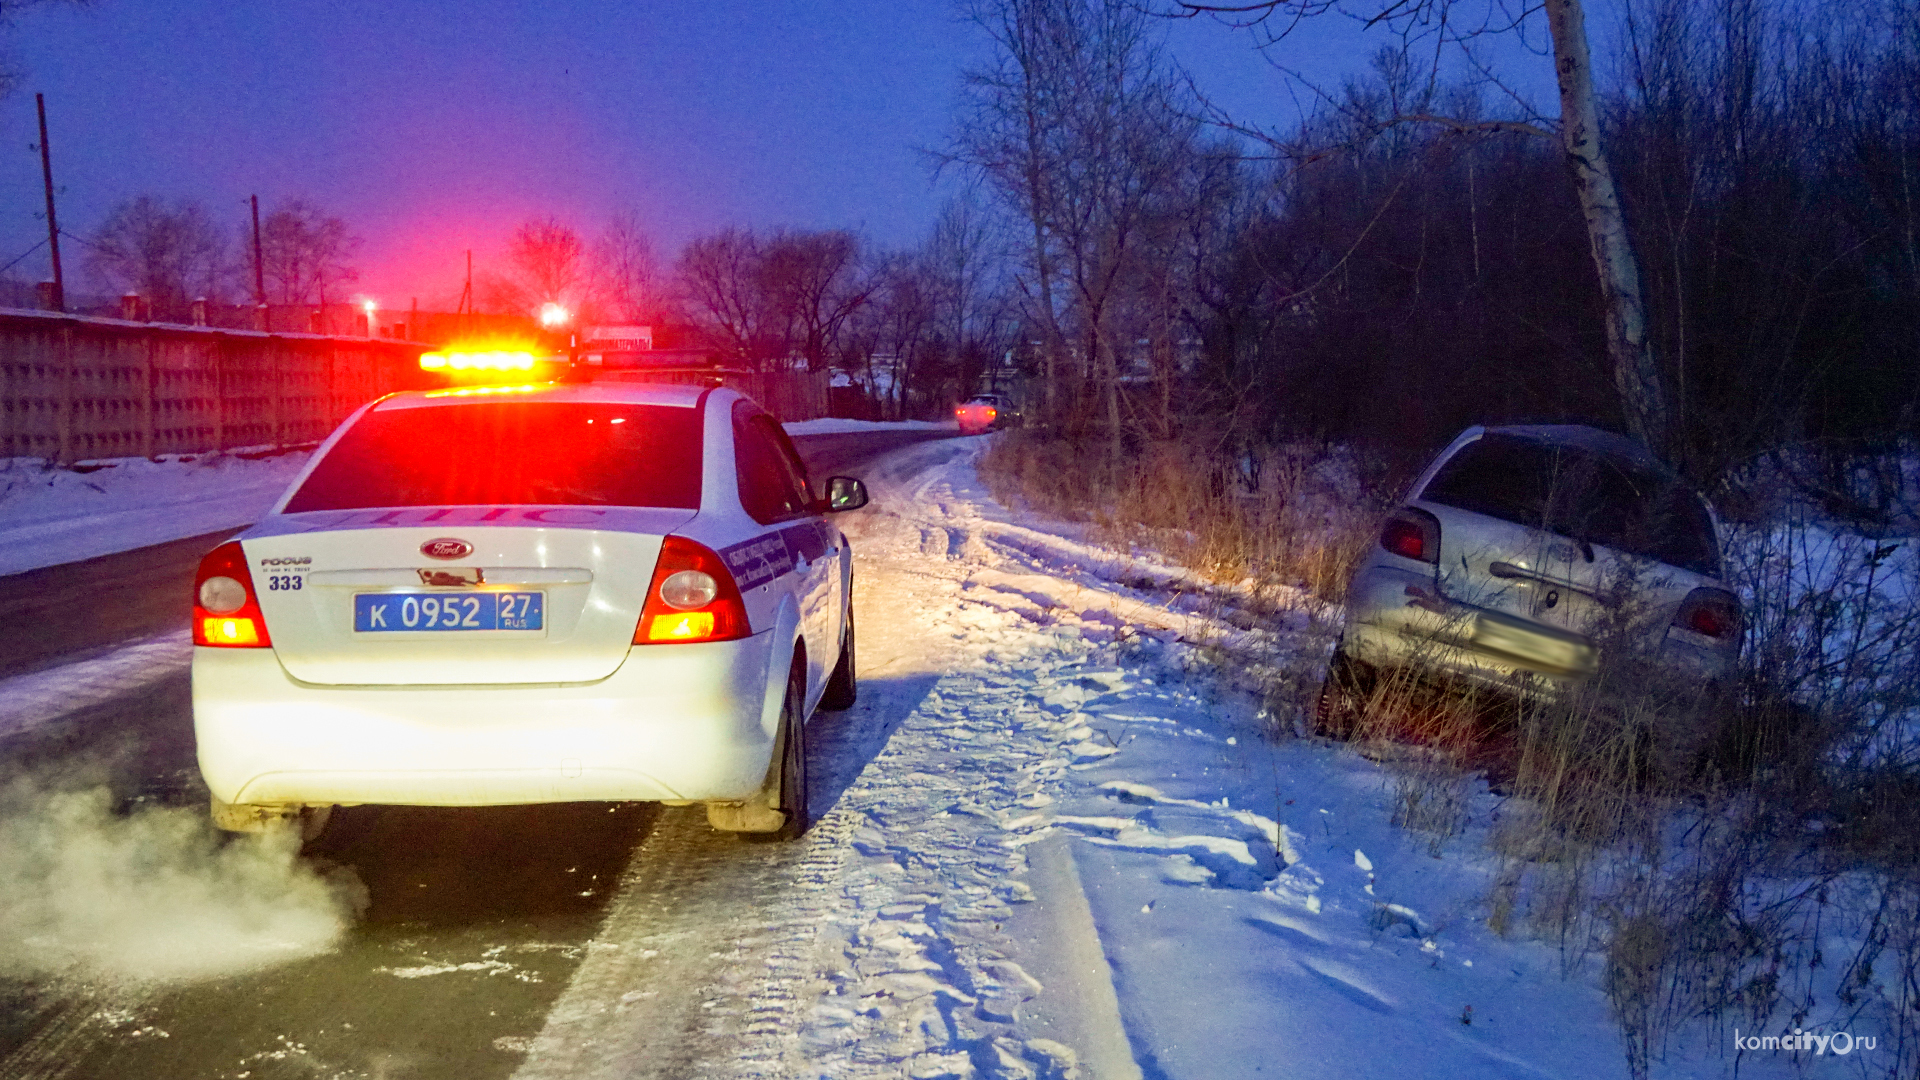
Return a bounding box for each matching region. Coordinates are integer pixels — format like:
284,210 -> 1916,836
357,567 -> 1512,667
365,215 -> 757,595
707,662 -> 810,839
1314,648 -> 1365,740
770,670 -> 812,840
819,606 -> 857,711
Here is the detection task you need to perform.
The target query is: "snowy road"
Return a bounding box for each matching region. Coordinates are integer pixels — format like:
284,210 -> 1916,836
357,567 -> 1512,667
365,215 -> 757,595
3,434 -> 1672,1080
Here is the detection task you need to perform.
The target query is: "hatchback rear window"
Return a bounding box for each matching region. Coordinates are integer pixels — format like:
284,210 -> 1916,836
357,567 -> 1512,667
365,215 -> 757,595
1419,435 -> 1719,575
284,402 -> 703,512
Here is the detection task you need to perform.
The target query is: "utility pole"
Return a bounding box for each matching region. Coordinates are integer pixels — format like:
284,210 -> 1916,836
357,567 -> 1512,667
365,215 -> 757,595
36,93 -> 63,313
250,194 -> 268,330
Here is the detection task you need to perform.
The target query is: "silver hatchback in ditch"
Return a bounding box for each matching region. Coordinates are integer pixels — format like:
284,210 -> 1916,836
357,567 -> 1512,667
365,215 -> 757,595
1321,425 -> 1741,725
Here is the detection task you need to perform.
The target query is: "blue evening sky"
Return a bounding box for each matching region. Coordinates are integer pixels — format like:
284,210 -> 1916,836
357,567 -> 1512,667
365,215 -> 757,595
0,0 -> 1560,308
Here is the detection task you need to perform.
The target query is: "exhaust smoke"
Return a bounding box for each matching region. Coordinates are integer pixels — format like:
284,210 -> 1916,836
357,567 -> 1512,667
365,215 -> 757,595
0,784 -> 360,984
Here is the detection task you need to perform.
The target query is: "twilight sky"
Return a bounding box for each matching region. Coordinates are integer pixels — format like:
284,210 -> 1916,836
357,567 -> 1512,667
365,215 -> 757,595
0,0 -> 1560,310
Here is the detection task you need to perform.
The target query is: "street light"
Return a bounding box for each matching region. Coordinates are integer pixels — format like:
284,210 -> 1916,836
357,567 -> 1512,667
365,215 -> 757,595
538,302 -> 570,330
362,298 -> 377,338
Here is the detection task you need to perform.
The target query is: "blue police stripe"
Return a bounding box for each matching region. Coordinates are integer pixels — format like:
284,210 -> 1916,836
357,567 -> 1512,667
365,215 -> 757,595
718,532 -> 795,590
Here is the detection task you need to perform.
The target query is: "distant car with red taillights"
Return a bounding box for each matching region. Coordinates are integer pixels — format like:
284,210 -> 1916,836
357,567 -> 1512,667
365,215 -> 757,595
192,380 -> 868,841
955,394 -> 1017,435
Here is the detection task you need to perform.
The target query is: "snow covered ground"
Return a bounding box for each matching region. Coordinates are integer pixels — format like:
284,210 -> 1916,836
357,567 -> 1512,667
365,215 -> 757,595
0,452 -> 312,577
759,438 -> 1640,1078
783,419 -> 955,437
522,437 -> 1849,1080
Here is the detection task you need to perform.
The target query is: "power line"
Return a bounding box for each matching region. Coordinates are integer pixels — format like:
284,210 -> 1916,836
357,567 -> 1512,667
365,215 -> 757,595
55,227 -> 107,252
0,237 -> 49,277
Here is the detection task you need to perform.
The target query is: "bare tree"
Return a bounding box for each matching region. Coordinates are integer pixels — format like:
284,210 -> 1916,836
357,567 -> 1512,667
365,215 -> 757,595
85,195 -> 228,319
677,227 -> 778,368
760,229 -> 873,372
948,0 -> 1077,423
952,0 -> 1198,444
1162,0 -> 1675,458
926,195 -> 1005,373
259,199 -> 360,307
485,216 -> 587,316
869,250 -> 942,417
594,210 -> 658,323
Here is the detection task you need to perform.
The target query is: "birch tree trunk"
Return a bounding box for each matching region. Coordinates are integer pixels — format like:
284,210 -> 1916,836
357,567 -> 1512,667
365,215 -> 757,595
1544,0 -> 1673,458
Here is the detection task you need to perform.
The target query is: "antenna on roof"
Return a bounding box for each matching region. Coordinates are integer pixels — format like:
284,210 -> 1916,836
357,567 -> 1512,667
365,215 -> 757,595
457,250 -> 473,334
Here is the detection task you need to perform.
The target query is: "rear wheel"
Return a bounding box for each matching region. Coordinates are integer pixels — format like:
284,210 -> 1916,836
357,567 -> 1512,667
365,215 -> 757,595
770,673 -> 812,839
819,607 -> 857,711
707,662 -> 811,839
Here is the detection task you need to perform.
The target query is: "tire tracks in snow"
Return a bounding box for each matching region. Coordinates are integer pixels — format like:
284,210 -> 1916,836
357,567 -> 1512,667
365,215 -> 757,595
515,438 -> 1125,1080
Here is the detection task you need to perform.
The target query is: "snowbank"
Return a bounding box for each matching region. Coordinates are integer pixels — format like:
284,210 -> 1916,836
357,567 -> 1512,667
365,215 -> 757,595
0,453 -> 311,577
781,418 -> 954,436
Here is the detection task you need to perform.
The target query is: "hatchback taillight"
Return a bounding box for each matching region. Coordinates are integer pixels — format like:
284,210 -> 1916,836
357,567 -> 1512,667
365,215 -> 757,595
192,540 -> 272,647
1673,587 -> 1741,641
634,536 -> 751,645
1380,510 -> 1441,564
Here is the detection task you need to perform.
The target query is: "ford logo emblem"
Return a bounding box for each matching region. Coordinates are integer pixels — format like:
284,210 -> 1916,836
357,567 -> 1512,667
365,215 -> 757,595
420,538 -> 474,560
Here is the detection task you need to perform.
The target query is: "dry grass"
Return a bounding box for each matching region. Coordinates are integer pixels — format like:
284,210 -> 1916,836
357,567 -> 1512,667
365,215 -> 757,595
978,430 -> 1382,608
978,429 -> 1920,1076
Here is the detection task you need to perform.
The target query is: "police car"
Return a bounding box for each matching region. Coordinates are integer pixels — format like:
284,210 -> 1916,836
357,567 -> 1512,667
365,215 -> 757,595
191,378 -> 866,840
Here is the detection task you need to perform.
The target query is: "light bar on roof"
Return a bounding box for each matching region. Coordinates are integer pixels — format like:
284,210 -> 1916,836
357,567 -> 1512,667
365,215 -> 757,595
419,350 -> 539,372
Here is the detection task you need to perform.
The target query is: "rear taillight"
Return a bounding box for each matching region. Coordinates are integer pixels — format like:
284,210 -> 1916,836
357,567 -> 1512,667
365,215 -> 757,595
192,540 -> 272,647
1380,510 -> 1441,564
634,536 -> 751,645
1673,587 -> 1741,641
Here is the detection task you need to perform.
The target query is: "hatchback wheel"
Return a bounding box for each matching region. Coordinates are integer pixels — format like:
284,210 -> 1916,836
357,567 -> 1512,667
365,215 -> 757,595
1314,649 -> 1366,740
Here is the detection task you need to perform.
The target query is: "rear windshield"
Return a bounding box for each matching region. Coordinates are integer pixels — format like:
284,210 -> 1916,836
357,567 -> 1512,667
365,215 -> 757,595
284,402 -> 703,512
1419,434 -> 1719,575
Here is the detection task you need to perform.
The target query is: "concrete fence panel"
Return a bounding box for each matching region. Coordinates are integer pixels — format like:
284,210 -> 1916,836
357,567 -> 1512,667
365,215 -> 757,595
3,310 -> 834,464
1,309 -> 433,463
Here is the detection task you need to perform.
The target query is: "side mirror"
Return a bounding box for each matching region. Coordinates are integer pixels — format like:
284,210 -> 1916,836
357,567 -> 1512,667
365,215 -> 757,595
824,476 -> 869,513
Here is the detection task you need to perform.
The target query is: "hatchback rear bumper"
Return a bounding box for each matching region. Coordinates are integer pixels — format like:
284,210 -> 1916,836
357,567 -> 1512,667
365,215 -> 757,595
1344,564 -> 1735,696
194,631 -> 782,808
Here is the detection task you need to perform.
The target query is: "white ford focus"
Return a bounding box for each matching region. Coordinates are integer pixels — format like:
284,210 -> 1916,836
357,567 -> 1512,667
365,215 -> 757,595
191,379 -> 867,840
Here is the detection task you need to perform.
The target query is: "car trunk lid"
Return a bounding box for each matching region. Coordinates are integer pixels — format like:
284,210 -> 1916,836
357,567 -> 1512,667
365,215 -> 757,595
245,506 -> 694,686
1413,433 -> 1724,669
